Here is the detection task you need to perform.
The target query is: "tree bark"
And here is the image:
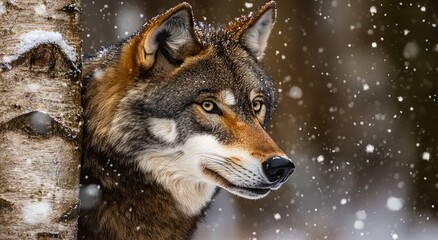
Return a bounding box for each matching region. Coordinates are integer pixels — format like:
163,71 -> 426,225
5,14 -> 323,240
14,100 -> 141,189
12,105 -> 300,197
0,0 -> 81,239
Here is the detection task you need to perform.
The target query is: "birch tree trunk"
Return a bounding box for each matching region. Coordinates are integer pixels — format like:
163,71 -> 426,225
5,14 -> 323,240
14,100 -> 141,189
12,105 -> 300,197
0,0 -> 82,239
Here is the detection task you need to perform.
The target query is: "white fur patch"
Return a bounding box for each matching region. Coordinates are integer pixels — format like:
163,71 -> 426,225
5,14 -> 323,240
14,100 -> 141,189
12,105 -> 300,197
137,135 -> 274,215
137,135 -> 219,215
148,118 -> 178,143
220,90 -> 237,106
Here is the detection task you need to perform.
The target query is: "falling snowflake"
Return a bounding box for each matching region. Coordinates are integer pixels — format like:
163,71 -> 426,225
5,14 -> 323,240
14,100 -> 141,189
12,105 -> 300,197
317,155 -> 324,163
340,198 -> 347,205
288,86 -> 303,99
386,196 -> 403,211
363,83 -> 370,91
369,6 -> 377,15
365,144 -> 375,153
422,152 -> 431,161
244,2 -> 253,9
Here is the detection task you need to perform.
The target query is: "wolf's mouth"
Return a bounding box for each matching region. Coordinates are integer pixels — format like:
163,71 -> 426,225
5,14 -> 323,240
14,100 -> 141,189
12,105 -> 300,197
202,167 -> 270,198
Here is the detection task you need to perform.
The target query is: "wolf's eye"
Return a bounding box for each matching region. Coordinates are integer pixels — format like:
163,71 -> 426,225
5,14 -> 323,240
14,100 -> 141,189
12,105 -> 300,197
252,97 -> 267,125
252,99 -> 264,113
201,100 -> 222,115
202,101 -> 214,111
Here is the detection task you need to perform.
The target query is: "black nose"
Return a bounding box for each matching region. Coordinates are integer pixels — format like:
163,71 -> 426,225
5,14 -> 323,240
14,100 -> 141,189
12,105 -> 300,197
262,156 -> 295,184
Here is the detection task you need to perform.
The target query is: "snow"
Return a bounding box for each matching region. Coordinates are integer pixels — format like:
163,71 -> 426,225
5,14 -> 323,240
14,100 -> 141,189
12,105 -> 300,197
422,152 -> 430,161
386,196 -> 403,211
369,6 -> 377,16
22,201 -> 52,224
371,42 -> 377,48
94,68 -> 104,79
403,42 -> 420,59
316,155 -> 324,163
331,0 -> 338,8
244,2 -> 253,9
80,184 -> 101,209
363,83 -> 370,91
354,209 -> 367,230
2,30 -> 77,65
375,113 -> 386,120
340,198 -> 347,205
288,86 -> 303,99
356,210 -> 367,220
354,220 -> 364,230
26,83 -> 41,93
34,3 -> 47,15
29,112 -> 51,134
274,213 -> 281,220
84,184 -> 100,197
115,5 -> 143,40
0,2 -> 5,16
365,144 -> 375,153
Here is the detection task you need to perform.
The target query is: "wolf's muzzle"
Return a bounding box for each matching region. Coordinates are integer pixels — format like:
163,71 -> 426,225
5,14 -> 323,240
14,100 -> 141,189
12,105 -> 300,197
262,156 -> 295,188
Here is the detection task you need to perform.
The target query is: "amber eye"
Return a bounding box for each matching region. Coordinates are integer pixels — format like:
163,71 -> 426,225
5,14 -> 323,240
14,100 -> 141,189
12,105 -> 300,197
202,101 -> 214,112
252,99 -> 264,113
200,100 -> 222,115
200,100 -> 223,115
201,100 -> 216,113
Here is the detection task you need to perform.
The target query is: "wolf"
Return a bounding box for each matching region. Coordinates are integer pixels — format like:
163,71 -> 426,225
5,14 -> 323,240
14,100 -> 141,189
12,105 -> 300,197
78,1 -> 295,239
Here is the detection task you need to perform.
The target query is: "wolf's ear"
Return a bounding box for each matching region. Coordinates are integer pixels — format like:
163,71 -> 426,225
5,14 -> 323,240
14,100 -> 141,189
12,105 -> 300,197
228,1 -> 276,60
129,2 -> 202,71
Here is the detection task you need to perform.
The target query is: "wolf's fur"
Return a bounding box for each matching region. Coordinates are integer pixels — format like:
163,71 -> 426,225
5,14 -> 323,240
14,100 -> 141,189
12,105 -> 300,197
79,1 -> 294,239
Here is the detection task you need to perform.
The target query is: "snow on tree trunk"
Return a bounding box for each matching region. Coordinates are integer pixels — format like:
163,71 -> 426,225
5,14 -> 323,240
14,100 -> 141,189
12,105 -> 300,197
0,1 -> 82,239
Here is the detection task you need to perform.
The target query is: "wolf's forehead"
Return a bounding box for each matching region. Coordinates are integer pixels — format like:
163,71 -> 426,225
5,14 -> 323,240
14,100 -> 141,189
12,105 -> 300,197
189,55 -> 268,97
184,50 -> 274,104
210,49 -> 274,96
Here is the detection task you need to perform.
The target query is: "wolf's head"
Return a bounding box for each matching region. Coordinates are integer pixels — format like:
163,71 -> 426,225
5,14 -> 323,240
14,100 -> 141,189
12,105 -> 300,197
85,1 -> 294,214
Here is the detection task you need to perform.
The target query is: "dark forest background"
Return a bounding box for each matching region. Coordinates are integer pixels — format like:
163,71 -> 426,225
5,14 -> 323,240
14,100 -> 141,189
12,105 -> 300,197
82,1 -> 438,239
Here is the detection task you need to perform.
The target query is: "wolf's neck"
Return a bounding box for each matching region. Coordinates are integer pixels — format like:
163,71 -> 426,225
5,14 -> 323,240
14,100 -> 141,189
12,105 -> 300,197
159,176 -> 217,215
136,152 -> 218,216
80,149 -> 217,239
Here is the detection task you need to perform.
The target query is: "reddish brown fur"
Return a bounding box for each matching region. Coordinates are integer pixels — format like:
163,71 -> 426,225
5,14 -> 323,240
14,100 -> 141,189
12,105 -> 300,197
219,106 -> 285,161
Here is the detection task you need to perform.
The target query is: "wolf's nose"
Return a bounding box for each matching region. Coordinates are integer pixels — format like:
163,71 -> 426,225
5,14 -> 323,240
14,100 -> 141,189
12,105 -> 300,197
262,156 -> 295,184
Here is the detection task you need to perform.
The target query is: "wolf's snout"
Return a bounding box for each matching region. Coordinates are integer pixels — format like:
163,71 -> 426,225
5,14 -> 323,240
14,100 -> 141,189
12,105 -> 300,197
262,156 -> 295,187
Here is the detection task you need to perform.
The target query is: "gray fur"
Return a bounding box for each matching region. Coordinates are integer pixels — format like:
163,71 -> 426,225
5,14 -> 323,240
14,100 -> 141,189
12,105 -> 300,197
79,2 -> 292,240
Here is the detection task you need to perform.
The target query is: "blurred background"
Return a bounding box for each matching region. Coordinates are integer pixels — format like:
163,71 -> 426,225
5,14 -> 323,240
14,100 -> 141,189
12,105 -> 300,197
82,1 -> 438,239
